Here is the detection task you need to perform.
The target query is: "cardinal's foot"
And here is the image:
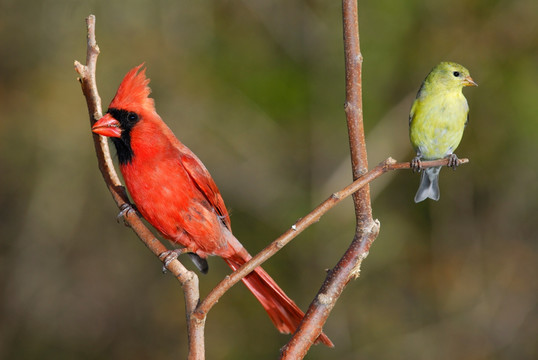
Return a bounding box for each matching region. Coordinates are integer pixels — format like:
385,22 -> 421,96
116,203 -> 138,224
159,249 -> 187,273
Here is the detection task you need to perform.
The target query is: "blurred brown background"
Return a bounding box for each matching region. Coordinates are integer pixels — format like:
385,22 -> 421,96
1,0 -> 537,359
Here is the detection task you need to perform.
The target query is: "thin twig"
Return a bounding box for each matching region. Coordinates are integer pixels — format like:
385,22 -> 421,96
196,156 -> 468,319
74,15 -> 204,360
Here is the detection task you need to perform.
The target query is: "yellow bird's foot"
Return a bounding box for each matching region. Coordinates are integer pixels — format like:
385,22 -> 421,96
411,156 -> 423,173
446,154 -> 459,170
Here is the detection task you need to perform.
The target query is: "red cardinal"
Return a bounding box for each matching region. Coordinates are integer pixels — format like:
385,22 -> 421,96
92,65 -> 333,347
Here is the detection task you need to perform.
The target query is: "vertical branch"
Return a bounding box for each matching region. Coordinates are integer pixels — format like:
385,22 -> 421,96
74,15 -> 126,202
342,0 -> 372,224
75,15 -> 205,360
280,1 -> 379,358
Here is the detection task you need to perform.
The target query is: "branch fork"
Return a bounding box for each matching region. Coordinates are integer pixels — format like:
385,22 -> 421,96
76,8 -> 468,360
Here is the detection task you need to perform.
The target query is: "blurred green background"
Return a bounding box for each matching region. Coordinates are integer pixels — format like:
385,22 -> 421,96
1,0 -> 537,359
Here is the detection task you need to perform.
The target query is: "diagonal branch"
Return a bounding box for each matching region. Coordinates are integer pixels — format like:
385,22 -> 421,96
74,15 -> 204,360
196,157 -> 468,318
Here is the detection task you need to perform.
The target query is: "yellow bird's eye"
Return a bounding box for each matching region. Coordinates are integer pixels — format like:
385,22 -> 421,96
453,71 -> 460,77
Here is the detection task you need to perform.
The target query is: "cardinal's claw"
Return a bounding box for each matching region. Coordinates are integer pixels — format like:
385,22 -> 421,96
116,203 -> 140,225
159,249 -> 187,273
446,154 -> 459,170
116,203 -> 134,225
117,203 -> 132,222
410,156 -> 423,173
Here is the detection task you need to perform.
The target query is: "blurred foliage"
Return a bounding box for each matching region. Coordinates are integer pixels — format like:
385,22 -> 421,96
1,0 -> 537,359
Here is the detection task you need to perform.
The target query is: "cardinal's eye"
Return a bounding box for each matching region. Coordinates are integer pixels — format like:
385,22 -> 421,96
453,71 -> 460,77
127,112 -> 139,122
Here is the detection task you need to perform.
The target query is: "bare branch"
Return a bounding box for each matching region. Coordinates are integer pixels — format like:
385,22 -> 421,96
280,2 -> 376,356
282,222 -> 380,359
280,0 -> 472,354
75,15 -> 204,360
196,156 -> 468,320
341,0 -> 372,223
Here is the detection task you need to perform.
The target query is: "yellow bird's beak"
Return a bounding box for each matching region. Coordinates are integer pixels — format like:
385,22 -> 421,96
463,75 -> 478,87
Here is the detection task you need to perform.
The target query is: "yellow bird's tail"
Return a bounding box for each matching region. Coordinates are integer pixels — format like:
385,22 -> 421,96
414,166 -> 441,202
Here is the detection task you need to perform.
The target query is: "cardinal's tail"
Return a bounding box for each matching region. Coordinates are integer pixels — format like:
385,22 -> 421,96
222,233 -> 333,347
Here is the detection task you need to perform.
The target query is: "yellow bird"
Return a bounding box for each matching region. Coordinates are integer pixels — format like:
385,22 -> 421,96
409,62 -> 477,202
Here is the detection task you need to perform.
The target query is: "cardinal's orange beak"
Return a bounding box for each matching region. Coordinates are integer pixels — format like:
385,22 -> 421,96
463,75 -> 478,87
92,113 -> 122,138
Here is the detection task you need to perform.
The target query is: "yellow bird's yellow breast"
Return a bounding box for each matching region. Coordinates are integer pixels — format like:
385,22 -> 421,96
409,90 -> 468,160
